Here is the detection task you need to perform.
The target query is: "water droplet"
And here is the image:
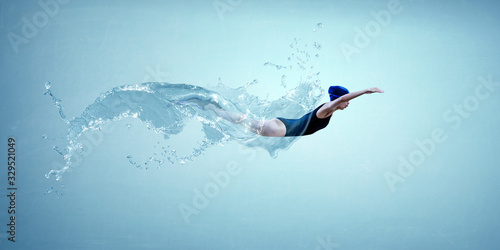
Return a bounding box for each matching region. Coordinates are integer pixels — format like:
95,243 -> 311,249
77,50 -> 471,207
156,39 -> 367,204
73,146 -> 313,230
317,23 -> 323,29
281,75 -> 287,88
126,154 -> 137,166
45,81 -> 51,89
42,134 -> 47,139
53,146 -> 64,156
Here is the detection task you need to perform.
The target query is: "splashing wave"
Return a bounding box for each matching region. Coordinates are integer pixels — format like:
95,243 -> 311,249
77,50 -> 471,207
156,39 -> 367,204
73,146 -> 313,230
45,32 -> 325,180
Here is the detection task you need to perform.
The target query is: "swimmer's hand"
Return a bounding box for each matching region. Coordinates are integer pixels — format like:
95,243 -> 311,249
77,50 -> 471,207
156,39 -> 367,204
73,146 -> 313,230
366,87 -> 384,94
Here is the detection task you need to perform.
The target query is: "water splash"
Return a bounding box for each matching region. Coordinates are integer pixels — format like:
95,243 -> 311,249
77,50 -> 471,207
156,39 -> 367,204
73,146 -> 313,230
45,80 -> 323,180
263,62 -> 287,70
281,75 -> 287,88
45,33 -> 326,181
44,186 -> 64,197
44,82 -> 67,121
314,42 -> 322,50
313,23 -> 323,32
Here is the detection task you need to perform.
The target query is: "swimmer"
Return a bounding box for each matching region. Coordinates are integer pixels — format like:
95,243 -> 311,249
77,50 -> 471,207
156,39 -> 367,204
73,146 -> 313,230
201,86 -> 384,137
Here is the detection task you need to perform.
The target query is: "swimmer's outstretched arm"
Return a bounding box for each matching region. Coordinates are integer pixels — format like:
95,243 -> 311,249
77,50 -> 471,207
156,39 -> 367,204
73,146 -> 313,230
339,87 -> 384,102
317,87 -> 384,117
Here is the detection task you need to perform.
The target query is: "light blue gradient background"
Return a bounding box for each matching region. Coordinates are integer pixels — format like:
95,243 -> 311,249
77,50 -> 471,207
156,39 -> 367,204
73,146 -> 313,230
1,0 -> 500,249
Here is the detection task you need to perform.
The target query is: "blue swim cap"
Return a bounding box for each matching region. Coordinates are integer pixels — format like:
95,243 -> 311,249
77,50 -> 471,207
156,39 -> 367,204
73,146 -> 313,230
329,86 -> 349,101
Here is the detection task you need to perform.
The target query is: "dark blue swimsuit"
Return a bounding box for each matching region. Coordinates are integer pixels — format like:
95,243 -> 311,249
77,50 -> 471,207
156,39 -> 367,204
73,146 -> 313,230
277,104 -> 331,137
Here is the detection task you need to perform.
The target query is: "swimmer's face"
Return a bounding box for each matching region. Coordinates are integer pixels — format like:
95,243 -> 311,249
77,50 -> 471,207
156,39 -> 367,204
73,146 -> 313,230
339,101 -> 349,110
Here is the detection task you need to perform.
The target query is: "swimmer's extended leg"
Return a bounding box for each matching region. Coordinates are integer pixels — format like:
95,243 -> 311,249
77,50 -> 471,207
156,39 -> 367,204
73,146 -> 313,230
205,104 -> 284,137
205,104 -> 263,134
205,103 -> 254,124
185,97 -> 222,109
173,97 -> 223,112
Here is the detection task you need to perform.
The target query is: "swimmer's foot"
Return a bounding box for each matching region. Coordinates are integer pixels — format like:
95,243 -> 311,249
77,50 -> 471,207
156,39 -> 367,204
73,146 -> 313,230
174,100 -> 203,110
204,103 -> 217,111
186,97 -> 222,110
